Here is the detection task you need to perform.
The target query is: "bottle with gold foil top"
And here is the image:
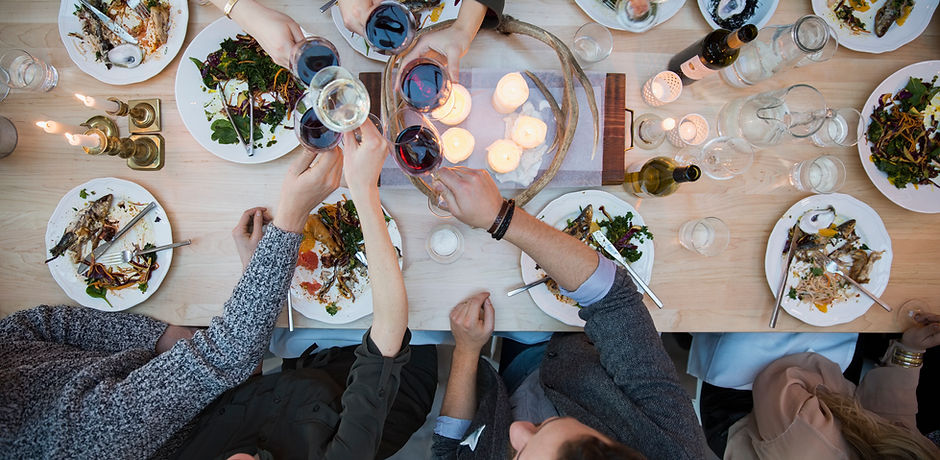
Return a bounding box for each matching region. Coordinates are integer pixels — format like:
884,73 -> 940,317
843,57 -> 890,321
624,156 -> 701,198
667,24 -> 758,85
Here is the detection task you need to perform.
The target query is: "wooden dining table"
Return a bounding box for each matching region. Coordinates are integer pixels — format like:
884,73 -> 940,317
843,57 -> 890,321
0,0 -> 937,332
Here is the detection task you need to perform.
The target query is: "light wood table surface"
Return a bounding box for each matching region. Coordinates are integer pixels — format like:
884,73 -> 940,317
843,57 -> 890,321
0,1 -> 937,332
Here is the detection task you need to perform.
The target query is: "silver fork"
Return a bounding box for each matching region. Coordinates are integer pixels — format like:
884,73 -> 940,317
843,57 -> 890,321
815,255 -> 893,312
98,240 -> 191,265
128,0 -> 151,19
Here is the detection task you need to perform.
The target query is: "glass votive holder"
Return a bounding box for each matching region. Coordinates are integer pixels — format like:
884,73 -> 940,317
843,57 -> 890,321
0,116 -> 16,158
678,217 -> 729,257
426,224 -> 464,264
642,71 -> 682,107
789,154 -> 846,194
634,113 -> 674,150
811,107 -> 862,148
572,23 -> 613,65
667,113 -> 709,148
0,49 -> 57,93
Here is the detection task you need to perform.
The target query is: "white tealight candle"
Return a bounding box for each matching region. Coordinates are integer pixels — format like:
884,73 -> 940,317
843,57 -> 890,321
678,120 -> 696,141
510,115 -> 547,149
441,127 -> 475,164
64,132 -> 101,148
432,84 -> 472,126
651,80 -> 665,99
486,139 -> 523,173
492,72 -> 529,114
75,93 -> 121,113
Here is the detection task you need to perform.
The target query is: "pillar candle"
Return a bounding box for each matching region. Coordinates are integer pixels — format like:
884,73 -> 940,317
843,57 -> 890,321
441,127 -> 475,164
492,72 -> 529,114
432,84 -> 472,126
486,139 -> 522,173
510,115 -> 547,149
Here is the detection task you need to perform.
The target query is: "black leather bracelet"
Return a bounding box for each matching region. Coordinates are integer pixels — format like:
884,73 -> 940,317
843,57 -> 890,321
492,200 -> 515,240
487,199 -> 511,234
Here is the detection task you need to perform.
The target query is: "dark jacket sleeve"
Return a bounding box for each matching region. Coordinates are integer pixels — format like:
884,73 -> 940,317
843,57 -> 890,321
0,304 -> 167,353
430,433 -> 461,460
324,329 -> 412,459
578,268 -> 706,459
474,0 -> 504,29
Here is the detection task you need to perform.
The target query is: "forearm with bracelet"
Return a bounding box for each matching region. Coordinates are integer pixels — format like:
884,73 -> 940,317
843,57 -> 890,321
487,199 -> 515,240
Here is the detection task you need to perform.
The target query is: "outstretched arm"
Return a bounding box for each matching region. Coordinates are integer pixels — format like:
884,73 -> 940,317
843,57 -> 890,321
207,0 -> 304,68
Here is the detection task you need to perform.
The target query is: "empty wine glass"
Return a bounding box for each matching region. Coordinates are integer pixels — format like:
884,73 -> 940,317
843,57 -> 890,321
811,107 -> 862,147
289,37 -> 340,87
365,1 -> 417,55
306,66 -> 370,133
697,137 -> 755,180
387,107 -> 450,217
294,91 -> 341,153
398,56 -> 452,113
572,23 -> 613,65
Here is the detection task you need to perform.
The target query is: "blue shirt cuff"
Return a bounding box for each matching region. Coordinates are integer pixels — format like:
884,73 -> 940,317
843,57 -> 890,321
558,253 -> 616,307
434,416 -> 472,440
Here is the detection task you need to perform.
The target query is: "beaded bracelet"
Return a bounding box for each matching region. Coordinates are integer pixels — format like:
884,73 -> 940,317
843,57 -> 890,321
492,200 -> 515,240
487,199 -> 512,234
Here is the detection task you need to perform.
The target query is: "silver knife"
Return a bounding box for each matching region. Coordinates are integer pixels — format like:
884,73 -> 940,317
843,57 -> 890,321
507,276 -> 550,297
78,0 -> 139,45
770,224 -> 802,328
247,83 -> 254,156
79,201 -> 156,275
591,230 -> 664,309
216,82 -> 251,157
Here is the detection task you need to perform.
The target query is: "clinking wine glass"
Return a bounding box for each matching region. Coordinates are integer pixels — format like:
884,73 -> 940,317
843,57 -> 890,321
289,36 -> 340,87
398,56 -> 452,114
365,1 -> 417,55
307,66 -> 371,133
387,107 -> 450,217
294,90 -> 341,153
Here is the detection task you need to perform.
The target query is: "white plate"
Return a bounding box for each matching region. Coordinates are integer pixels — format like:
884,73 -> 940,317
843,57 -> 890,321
574,0 -> 685,32
812,0 -> 938,53
520,190 -> 654,327
763,193 -> 892,327
58,0 -> 188,85
696,0 -> 779,30
332,1 -> 461,63
45,178 -> 174,311
858,60 -> 940,214
175,17 -> 300,164
289,189 -> 402,324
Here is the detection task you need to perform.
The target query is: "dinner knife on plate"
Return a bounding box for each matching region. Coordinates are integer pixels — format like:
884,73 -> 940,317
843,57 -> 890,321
78,0 -> 139,45
507,276 -> 550,297
591,230 -> 664,309
78,201 -> 156,275
770,224 -> 802,328
216,83 -> 252,157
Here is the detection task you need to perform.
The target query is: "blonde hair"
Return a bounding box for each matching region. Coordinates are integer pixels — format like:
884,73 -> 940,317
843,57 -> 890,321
814,386 -> 940,459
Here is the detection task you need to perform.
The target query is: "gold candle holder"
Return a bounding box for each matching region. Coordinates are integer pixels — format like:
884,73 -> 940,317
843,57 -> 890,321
105,97 -> 162,133
80,116 -> 165,170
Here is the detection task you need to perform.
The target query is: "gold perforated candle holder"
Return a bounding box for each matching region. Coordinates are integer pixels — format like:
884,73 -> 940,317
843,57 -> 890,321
105,97 -> 162,133
80,116 -> 165,170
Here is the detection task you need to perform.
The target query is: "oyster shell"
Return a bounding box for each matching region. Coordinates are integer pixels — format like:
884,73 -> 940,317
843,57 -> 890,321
717,0 -> 745,20
107,44 -> 143,69
798,205 -> 836,234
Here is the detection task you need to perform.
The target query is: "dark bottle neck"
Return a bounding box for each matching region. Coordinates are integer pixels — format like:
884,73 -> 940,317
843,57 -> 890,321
673,165 -> 702,183
722,24 -> 758,51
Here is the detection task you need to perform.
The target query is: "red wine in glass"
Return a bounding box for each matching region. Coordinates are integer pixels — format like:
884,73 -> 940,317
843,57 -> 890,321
400,59 -> 451,112
365,1 -> 415,55
291,39 -> 339,86
395,125 -> 442,175
297,107 -> 341,151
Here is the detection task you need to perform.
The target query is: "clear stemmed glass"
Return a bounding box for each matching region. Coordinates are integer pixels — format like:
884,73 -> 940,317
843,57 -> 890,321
288,36 -> 339,87
676,137 -> 755,180
306,66 -> 371,133
293,90 -> 341,154
365,1 -> 417,55
398,56 -> 452,113
386,106 -> 450,217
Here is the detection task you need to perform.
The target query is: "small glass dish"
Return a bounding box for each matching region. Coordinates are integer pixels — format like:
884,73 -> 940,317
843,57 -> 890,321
426,224 -> 464,264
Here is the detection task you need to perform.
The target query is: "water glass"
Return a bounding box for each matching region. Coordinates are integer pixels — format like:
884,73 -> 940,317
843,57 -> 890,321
0,116 -> 16,158
679,217 -> 729,257
572,23 -> 613,65
789,155 -> 846,193
0,49 -> 57,93
811,107 -> 862,147
697,137 -> 755,180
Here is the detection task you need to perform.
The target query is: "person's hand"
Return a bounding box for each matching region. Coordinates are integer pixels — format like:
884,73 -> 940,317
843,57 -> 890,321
337,0 -> 381,36
274,149 -> 343,233
228,0 -> 304,68
398,27 -> 474,83
155,325 -> 199,354
449,292 -> 495,354
232,207 -> 273,270
901,311 -> 940,351
342,120 -> 388,192
434,167 -> 504,229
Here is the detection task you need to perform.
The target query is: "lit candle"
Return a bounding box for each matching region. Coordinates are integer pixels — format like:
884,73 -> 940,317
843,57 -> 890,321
651,80 -> 665,99
492,72 -> 529,114
75,93 -> 121,113
35,120 -> 79,134
639,117 -> 673,142
64,132 -> 102,148
432,84 -> 472,126
441,127 -> 475,164
662,117 -> 676,131
486,139 -> 522,173
510,115 -> 547,149
678,120 -> 696,141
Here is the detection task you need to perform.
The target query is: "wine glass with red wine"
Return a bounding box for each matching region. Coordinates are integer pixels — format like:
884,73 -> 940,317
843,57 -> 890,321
398,56 -> 452,113
289,36 -> 340,86
387,107 -> 450,217
293,90 -> 341,153
365,1 -> 416,55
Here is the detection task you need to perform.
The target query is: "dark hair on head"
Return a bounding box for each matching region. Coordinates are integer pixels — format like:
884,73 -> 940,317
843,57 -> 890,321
556,436 -> 646,460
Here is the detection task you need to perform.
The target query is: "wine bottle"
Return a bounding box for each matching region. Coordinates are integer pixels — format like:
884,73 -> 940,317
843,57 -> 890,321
624,157 -> 701,198
667,24 -> 758,85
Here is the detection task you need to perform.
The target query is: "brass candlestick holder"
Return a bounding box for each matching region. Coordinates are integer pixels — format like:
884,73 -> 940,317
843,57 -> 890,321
81,116 -> 165,170
105,97 -> 161,133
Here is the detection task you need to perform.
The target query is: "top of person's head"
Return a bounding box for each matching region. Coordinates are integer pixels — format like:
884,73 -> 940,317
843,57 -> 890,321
557,436 -> 646,460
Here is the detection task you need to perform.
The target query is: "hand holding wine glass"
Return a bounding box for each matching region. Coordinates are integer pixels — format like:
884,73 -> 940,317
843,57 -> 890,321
215,0 -> 304,68
433,167 -> 503,229
341,121 -> 388,193
274,149 -> 343,234
398,0 -> 488,82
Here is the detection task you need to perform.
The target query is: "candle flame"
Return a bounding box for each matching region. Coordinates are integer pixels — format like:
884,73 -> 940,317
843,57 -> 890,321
64,132 -> 80,145
661,117 -> 676,131
74,93 -> 94,107
36,121 -> 53,131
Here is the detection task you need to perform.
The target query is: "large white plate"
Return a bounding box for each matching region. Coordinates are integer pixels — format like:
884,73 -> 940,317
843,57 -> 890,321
58,0 -> 188,85
289,189 -> 402,324
332,1 -> 461,63
45,178 -> 174,311
520,190 -> 654,327
175,17 -> 299,164
763,194 -> 892,327
574,0 -> 685,32
858,60 -> 940,214
812,0 -> 938,54
696,0 -> 779,30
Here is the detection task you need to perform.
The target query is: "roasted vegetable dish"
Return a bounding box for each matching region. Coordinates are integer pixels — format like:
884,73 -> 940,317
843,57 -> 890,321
830,0 -> 914,36
866,76 -> 940,189
297,199 -> 367,315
